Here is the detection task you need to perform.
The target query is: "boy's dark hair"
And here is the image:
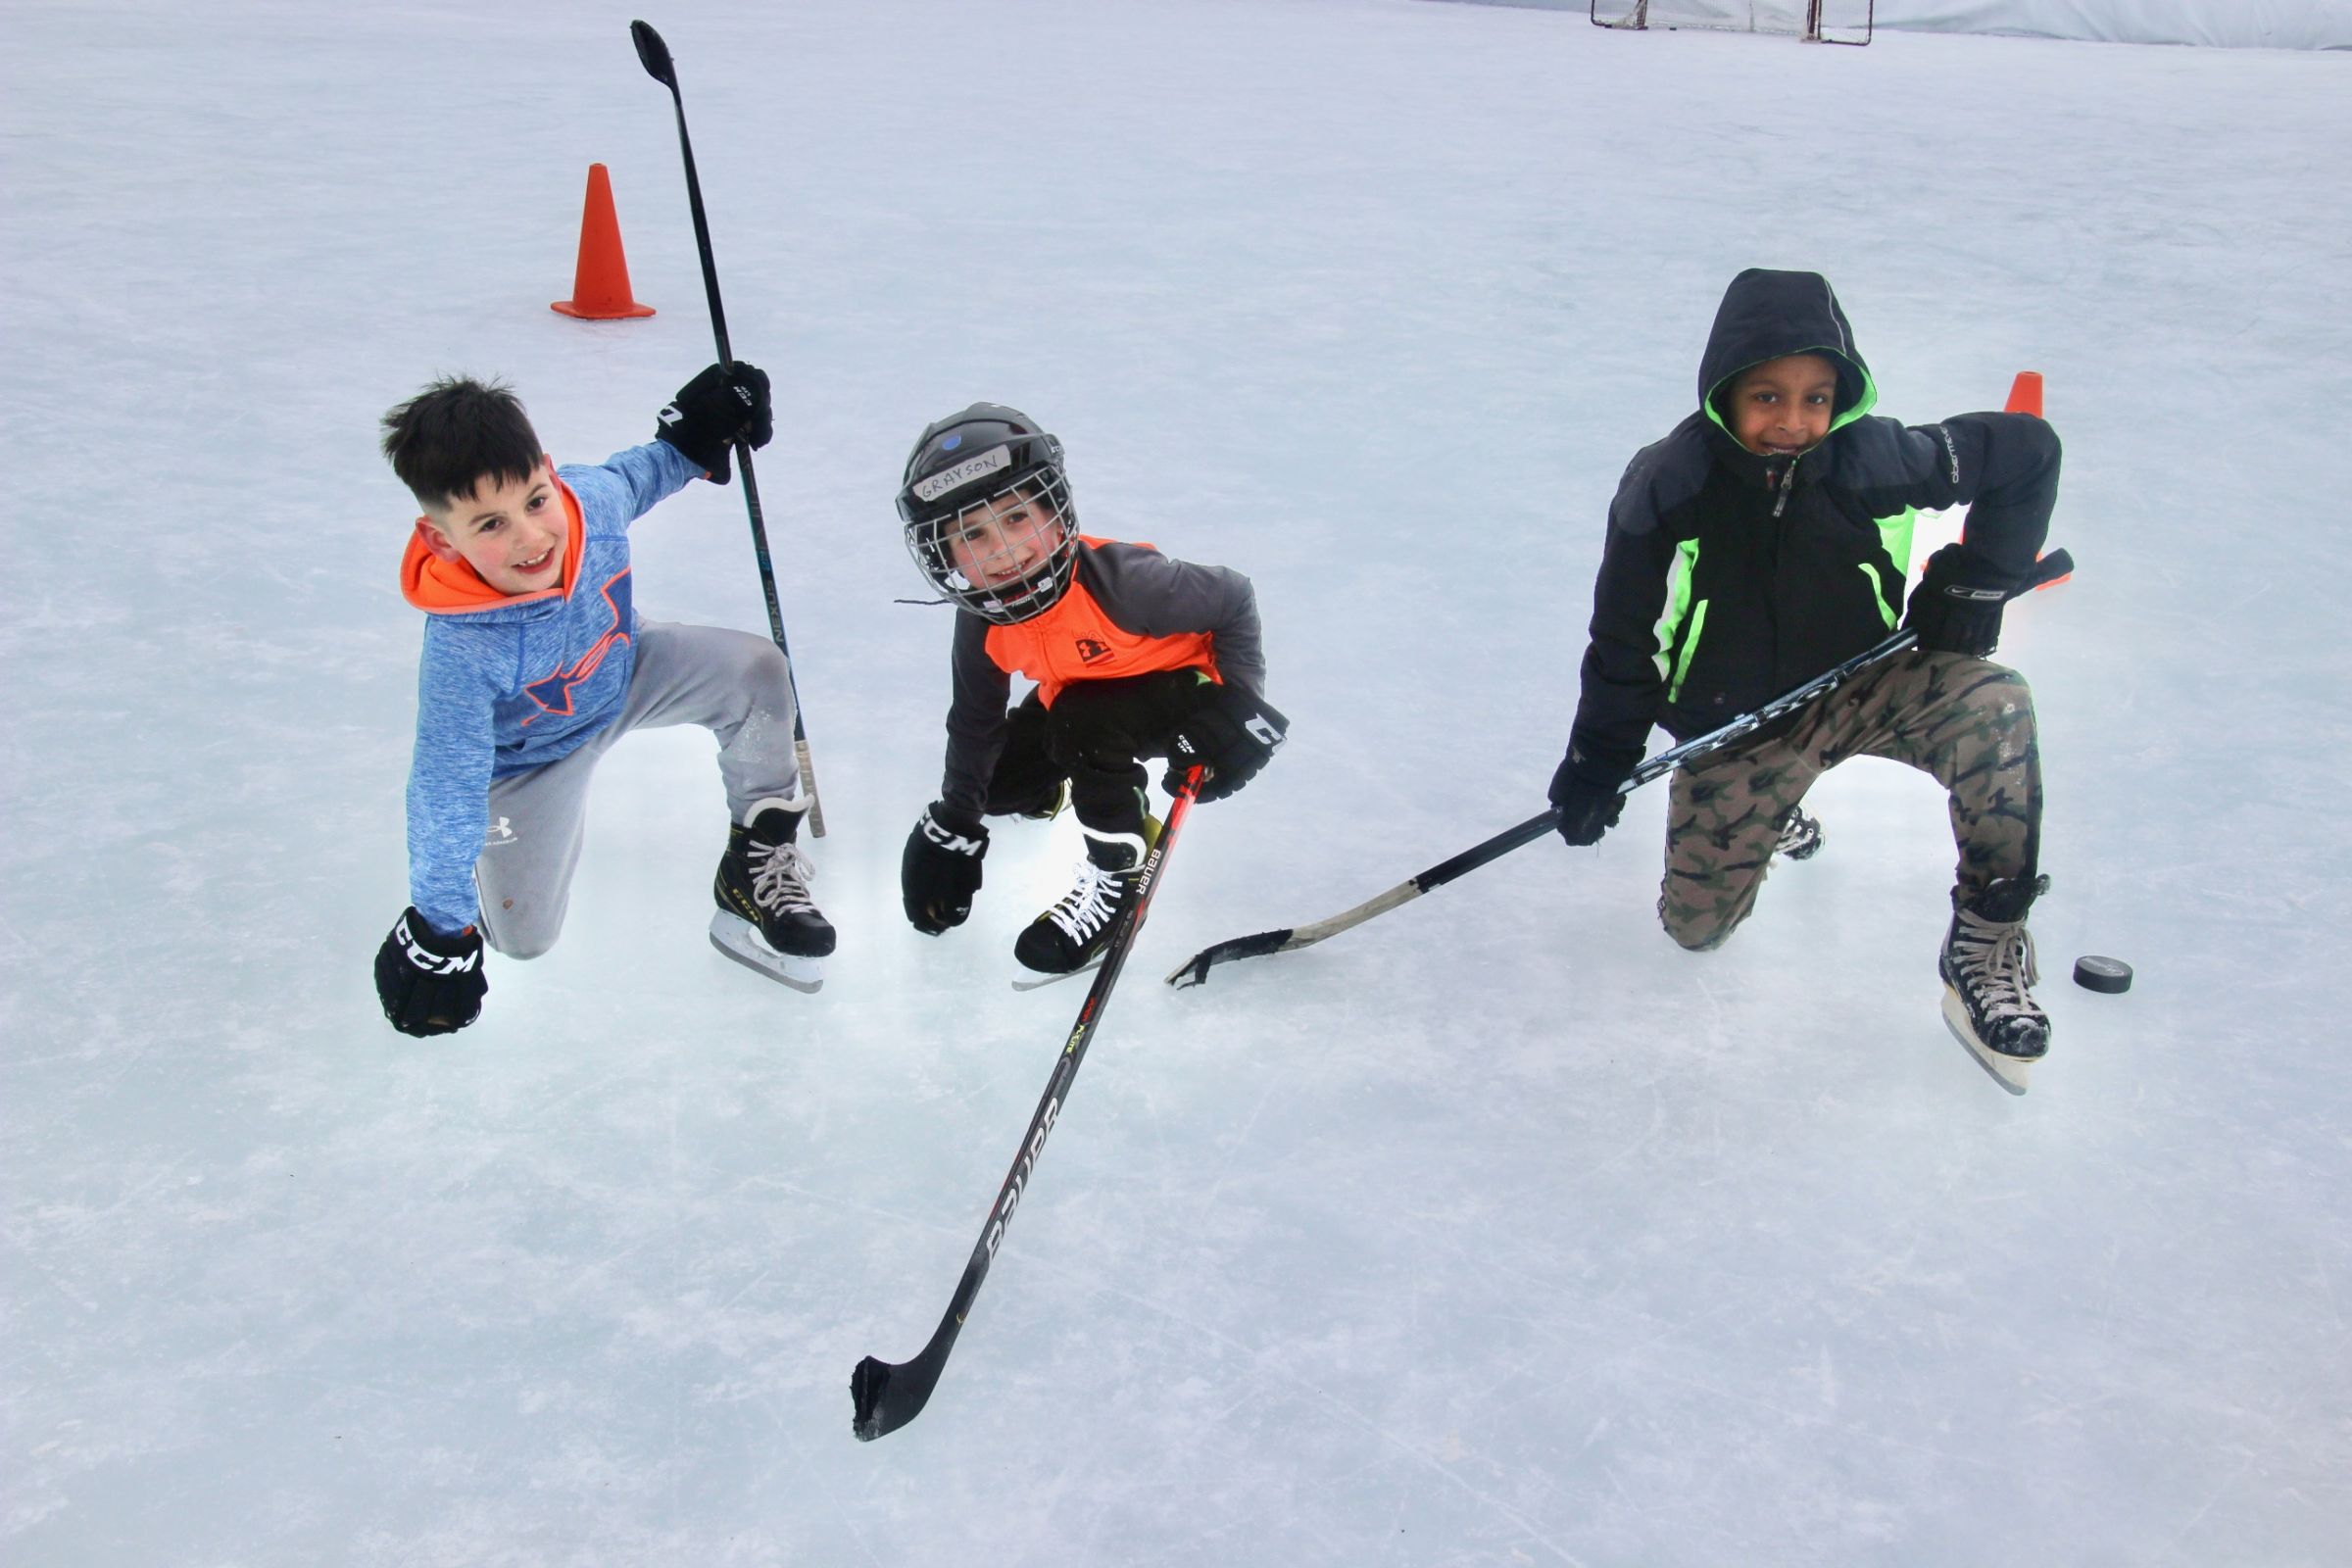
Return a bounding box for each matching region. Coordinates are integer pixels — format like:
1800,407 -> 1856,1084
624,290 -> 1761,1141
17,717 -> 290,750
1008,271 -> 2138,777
381,376 -> 543,510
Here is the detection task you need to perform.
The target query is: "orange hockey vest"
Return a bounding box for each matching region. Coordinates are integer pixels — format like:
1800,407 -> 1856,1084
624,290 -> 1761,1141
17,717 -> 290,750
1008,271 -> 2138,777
983,538 -> 1222,707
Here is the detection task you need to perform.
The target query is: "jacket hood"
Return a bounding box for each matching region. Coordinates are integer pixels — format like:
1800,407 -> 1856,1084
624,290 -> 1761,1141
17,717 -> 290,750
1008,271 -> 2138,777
399,476 -> 587,620
1697,269 -> 1877,428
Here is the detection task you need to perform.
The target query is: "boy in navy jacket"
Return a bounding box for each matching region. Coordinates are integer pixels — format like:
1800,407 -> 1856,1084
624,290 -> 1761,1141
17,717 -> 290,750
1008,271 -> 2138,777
1550,270 -> 2064,1090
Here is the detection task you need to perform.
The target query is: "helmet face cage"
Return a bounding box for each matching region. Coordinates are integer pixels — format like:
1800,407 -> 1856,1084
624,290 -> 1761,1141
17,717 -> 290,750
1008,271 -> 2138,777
898,415 -> 1079,624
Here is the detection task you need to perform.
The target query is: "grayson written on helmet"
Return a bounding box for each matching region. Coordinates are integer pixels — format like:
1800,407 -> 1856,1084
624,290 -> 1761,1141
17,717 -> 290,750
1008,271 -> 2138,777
898,403 -> 1078,625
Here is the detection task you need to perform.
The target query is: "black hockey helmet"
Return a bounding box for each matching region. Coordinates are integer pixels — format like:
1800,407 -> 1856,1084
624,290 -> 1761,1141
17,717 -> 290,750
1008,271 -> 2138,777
897,402 -> 1078,624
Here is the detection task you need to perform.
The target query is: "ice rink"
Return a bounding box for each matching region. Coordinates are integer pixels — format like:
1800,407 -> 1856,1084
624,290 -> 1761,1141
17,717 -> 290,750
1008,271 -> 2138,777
6,1 -> 2348,1562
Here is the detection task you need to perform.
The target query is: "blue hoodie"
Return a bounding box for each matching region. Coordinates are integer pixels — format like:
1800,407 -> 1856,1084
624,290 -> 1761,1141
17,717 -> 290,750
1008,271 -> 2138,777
400,440 -> 698,934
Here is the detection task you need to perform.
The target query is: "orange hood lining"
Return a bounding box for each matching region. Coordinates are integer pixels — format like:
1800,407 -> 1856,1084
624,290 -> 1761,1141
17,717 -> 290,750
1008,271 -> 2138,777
400,476 -> 587,614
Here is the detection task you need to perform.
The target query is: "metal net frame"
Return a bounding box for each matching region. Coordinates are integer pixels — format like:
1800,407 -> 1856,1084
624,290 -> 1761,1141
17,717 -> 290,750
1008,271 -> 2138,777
1589,0 -> 1873,45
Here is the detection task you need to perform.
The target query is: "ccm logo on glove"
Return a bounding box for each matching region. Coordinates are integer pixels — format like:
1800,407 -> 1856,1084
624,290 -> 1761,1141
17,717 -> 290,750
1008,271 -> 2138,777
374,906 -> 488,1037
1165,686 -> 1290,804
397,913 -> 479,974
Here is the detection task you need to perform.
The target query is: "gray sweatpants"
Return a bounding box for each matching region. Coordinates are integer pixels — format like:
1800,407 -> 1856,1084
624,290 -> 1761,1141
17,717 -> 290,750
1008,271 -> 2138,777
475,620 -> 800,958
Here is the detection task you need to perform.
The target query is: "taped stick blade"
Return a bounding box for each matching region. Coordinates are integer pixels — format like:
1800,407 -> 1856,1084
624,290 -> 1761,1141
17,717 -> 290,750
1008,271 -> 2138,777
1165,927 -> 1296,988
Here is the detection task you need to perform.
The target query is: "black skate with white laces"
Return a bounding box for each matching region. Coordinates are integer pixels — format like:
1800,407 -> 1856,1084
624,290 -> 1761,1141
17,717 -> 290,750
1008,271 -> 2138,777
1773,803 -> 1824,861
1012,822 -> 1154,980
710,796 -> 834,994
1938,873 -> 2051,1093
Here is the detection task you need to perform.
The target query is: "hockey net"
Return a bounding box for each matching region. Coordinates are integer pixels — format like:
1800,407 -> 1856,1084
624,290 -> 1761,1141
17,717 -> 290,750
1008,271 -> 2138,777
1590,1 -> 1874,45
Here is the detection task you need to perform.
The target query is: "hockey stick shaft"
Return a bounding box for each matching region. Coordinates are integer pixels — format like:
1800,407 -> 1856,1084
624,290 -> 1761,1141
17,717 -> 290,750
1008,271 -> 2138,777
851,768 -> 1208,1441
1162,638 -> 1911,986
631,20 -> 824,835
1163,549 -> 2071,989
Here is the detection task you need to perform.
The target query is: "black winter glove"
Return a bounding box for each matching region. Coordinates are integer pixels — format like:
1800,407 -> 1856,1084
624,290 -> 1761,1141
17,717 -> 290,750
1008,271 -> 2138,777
1904,543 -> 2027,657
901,803 -> 989,935
1163,683 -> 1290,804
656,361 -> 772,485
374,907 -> 486,1038
1548,739 -> 1639,847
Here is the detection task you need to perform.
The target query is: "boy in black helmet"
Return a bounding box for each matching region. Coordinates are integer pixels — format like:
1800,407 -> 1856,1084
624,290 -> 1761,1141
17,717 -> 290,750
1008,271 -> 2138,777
1548,270 -> 2065,1090
895,404 -> 1289,976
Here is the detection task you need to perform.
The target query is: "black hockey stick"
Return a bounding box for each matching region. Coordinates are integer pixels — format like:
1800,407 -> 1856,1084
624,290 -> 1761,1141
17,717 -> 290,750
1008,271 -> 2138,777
852,767 -> 1207,1441
1164,548 -> 2072,989
631,20 -> 824,836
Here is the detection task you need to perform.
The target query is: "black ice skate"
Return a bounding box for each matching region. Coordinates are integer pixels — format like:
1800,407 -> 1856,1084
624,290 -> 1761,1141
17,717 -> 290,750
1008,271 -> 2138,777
1012,820 -> 1157,979
1773,803 -> 1824,861
1938,873 -> 2051,1094
710,796 -> 834,994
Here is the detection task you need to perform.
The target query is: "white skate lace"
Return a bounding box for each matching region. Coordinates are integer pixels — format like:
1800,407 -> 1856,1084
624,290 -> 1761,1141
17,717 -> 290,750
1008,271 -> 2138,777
1775,807 -> 1819,856
749,841 -> 820,916
1046,859 -> 1126,947
1949,908 -> 2041,1018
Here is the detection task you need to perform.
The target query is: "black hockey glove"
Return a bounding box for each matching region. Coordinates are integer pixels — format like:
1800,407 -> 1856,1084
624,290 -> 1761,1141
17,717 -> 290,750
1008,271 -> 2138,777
374,907 -> 486,1038
656,361 -> 772,485
1163,683 -> 1290,804
1904,543 -> 2028,657
901,804 -> 989,935
1548,739 -> 1639,847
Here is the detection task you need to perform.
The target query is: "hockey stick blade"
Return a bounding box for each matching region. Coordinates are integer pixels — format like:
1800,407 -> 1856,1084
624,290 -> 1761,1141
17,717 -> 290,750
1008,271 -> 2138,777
1166,926 -> 1297,988
852,769 -> 1207,1441
852,1304 -> 963,1441
628,20 -> 676,86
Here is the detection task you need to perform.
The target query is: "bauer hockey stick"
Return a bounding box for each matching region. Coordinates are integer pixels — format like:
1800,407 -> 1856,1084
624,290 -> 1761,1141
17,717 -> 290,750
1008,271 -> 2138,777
852,767 -> 1207,1441
1164,549 -> 2073,990
631,20 -> 824,836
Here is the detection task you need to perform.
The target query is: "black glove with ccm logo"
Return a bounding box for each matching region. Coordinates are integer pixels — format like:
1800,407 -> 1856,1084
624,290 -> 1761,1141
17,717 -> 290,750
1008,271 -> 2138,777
1163,682 -> 1290,804
901,804 -> 990,935
655,361 -> 772,485
373,906 -> 486,1038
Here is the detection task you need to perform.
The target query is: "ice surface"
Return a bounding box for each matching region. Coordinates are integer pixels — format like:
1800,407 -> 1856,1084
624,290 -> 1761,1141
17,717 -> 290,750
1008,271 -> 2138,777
5,2 -> 2349,1563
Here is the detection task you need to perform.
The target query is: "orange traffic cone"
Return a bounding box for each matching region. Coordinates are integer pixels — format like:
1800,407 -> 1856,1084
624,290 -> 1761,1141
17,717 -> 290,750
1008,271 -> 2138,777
551,164 -> 655,320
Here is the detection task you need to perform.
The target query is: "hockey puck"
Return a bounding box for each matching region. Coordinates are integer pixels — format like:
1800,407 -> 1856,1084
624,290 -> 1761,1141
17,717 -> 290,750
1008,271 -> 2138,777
2073,956 -> 2132,994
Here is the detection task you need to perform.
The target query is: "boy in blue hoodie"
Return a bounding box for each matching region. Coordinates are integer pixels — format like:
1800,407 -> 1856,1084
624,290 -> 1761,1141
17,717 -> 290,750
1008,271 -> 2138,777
372,366 -> 833,1037
1548,270 -> 2064,1091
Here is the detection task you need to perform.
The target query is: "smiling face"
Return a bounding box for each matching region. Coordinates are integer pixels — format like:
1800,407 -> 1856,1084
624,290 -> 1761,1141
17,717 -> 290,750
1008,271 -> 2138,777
415,457 -> 565,595
942,486 -> 1067,592
1723,353 -> 1840,458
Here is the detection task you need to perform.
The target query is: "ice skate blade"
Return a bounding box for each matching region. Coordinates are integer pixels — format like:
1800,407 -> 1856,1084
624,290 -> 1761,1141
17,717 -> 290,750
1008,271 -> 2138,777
1010,953 -> 1106,992
709,911 -> 824,994
1940,986 -> 2035,1095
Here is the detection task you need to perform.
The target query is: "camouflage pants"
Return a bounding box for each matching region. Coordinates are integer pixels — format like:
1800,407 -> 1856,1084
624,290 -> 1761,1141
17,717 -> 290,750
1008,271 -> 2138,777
1659,651 -> 2041,951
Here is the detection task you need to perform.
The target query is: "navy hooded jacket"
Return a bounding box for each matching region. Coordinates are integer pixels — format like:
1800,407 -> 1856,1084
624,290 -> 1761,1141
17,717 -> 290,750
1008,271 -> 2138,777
1567,269 -> 2061,766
